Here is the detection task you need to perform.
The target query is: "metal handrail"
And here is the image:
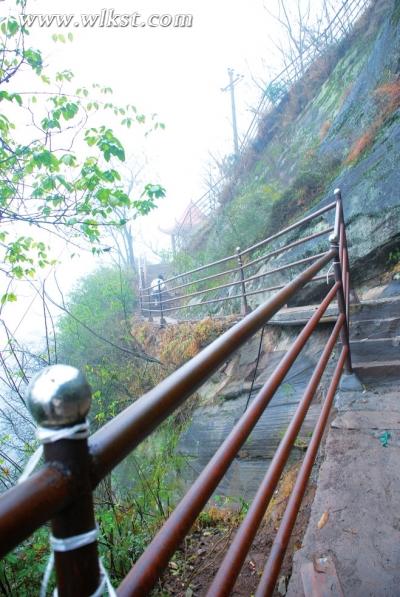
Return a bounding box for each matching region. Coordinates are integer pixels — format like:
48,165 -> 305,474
140,273 -> 334,315
142,202 -> 336,293
140,204 -> 336,320
0,190 -> 356,596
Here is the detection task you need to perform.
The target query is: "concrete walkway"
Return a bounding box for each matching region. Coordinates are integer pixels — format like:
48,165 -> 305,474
287,383 -> 400,596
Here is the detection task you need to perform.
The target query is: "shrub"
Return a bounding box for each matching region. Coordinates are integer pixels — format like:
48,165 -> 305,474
375,79 -> 400,118
346,127 -> 377,163
346,78 -> 400,164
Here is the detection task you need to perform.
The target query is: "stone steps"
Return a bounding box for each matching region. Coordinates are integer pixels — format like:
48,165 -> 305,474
350,296 -> 400,321
350,316 -> 400,339
349,336 -> 400,361
287,381 -> 400,597
353,360 -> 400,382
268,296 -> 400,328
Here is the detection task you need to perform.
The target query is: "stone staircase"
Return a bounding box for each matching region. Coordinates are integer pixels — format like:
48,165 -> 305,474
350,296 -> 400,383
285,295 -> 400,596
268,295 -> 400,381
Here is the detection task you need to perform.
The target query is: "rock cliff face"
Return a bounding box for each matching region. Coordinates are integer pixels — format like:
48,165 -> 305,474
295,0 -> 400,280
176,0 -> 400,499
178,326 -> 333,500
184,0 -> 400,313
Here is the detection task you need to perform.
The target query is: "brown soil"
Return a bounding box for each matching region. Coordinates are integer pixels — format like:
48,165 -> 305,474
156,462 -> 316,597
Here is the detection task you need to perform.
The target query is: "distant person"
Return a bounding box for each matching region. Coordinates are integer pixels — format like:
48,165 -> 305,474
150,274 -> 166,307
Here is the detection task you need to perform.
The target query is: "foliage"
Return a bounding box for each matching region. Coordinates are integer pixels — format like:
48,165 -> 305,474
56,265 -> 160,425
95,416 -> 188,584
388,247 -> 400,265
0,417 -> 189,593
0,1 -> 165,303
264,80 -> 287,105
134,318 -> 228,368
0,527 -> 50,596
391,0 -> 400,25
57,266 -> 136,364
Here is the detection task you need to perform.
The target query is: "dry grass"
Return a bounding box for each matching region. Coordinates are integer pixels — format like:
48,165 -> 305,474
319,119 -> 332,141
346,78 -> 400,163
346,127 -> 377,163
132,317 -> 229,368
375,79 -> 400,116
339,84 -> 353,109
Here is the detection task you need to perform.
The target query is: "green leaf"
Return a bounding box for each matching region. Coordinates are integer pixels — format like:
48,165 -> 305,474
24,49 -> 43,74
6,18 -> 19,37
1,292 -> 17,305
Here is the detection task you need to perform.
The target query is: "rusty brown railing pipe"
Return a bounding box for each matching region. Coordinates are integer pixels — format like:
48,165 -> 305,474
159,264 -> 240,295
330,236 -> 352,373
115,280 -> 338,597
141,252 -> 237,291
142,202 -> 336,292
0,466 -> 72,558
90,251 -> 334,484
255,346 -> 349,596
140,271 -> 334,316
236,247 -> 250,315
239,202 -> 336,257
155,250 -> 331,309
151,248 -> 326,303
160,232 -> 333,307
242,228 -> 334,272
206,312 -> 344,597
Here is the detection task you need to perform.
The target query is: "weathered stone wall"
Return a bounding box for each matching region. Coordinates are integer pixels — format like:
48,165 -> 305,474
178,326 -> 335,500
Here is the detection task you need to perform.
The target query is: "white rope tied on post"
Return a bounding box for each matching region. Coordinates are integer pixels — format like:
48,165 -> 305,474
40,528 -> 117,597
326,261 -> 340,285
18,420 -> 90,484
17,418 -> 116,596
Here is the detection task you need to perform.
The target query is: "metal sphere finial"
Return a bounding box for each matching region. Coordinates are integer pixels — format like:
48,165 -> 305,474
27,365 -> 92,428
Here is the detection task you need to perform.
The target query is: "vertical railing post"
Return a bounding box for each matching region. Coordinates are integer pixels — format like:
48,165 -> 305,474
140,266 -> 146,290
335,188 -> 360,305
139,267 -> 146,318
330,191 -> 353,374
139,288 -> 144,317
147,287 -> 153,322
158,280 -> 166,328
26,365 -> 101,597
236,247 -> 250,316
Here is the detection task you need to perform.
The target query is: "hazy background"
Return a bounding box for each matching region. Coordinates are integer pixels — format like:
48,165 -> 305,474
0,0 -> 288,343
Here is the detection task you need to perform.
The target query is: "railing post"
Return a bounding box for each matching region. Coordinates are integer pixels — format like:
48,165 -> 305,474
330,189 -> 354,376
139,288 -> 144,317
139,267 -> 145,317
147,287 -> 153,322
236,247 -> 250,316
26,365 -> 101,597
140,266 -> 146,290
335,188 -> 360,305
158,280 -> 166,328
330,238 -> 353,374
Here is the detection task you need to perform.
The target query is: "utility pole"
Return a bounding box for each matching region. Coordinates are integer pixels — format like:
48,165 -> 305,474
221,68 -> 243,157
